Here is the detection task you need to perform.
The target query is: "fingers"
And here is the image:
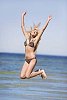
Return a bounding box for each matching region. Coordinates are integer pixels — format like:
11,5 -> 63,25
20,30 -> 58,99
22,11 -> 27,16
48,16 -> 52,21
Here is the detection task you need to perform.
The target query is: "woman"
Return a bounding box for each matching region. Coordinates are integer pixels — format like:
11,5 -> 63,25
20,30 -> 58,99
20,12 -> 52,79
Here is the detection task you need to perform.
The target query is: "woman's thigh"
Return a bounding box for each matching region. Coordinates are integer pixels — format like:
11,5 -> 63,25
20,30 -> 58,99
26,59 -> 37,76
20,61 -> 29,76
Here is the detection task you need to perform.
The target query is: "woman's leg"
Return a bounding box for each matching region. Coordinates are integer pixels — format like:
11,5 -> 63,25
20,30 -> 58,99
25,59 -> 46,79
28,70 -> 44,78
41,70 -> 47,79
20,61 -> 29,79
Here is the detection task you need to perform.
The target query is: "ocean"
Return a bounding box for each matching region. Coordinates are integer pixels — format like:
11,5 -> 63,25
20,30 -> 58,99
0,53 -> 67,100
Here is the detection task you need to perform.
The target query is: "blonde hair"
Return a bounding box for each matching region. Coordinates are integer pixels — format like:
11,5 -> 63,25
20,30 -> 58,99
33,22 -> 41,30
26,22 -> 41,33
26,22 -> 41,52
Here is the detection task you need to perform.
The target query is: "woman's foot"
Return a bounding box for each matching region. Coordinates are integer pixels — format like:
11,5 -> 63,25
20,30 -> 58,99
41,70 -> 47,79
35,69 -> 47,79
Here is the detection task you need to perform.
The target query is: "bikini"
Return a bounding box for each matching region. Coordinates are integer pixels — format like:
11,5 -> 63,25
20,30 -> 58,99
24,40 -> 36,64
24,40 -> 34,47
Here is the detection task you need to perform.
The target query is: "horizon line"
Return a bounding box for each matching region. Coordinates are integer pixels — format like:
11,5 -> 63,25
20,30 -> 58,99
0,52 -> 67,58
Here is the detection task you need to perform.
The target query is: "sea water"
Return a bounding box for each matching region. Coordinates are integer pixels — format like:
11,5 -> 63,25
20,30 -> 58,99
0,53 -> 67,100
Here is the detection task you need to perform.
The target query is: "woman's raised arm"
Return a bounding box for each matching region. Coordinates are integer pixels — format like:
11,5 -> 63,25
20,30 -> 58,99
41,16 -> 52,33
21,12 -> 28,38
34,16 -> 52,46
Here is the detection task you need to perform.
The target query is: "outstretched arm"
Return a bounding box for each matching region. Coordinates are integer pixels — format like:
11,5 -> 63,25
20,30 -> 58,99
21,12 -> 28,38
41,16 -> 52,33
34,16 -> 52,46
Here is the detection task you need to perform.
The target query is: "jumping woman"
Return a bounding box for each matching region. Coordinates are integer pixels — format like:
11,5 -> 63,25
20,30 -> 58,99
20,12 -> 52,79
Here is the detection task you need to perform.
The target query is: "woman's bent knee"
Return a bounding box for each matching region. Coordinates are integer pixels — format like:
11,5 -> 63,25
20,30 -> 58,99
25,73 -> 30,79
20,74 -> 26,79
20,72 -> 30,79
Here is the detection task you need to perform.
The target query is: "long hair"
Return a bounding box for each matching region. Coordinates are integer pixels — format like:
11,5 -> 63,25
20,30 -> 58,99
25,22 -> 41,52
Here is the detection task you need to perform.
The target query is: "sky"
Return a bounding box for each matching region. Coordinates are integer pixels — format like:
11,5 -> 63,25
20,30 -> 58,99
0,0 -> 67,56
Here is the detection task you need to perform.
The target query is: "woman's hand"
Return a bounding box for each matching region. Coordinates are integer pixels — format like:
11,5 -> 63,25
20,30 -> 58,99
48,16 -> 52,21
22,12 -> 26,16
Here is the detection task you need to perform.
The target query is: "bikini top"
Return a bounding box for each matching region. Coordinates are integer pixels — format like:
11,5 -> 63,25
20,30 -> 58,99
24,40 -> 34,47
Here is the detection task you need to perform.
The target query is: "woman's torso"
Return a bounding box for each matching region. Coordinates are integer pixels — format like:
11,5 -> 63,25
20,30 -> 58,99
24,39 -> 36,59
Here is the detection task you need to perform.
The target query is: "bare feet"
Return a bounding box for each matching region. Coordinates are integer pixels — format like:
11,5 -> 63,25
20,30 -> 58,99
41,70 -> 47,79
35,69 -> 47,79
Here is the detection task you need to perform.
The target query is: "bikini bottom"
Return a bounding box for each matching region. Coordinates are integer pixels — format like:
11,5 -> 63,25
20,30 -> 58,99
25,57 -> 37,64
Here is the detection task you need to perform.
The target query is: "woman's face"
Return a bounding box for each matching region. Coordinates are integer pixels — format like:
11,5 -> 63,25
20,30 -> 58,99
31,29 -> 38,38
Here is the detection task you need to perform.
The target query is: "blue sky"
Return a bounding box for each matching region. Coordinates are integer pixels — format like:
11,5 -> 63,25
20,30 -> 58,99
0,0 -> 67,56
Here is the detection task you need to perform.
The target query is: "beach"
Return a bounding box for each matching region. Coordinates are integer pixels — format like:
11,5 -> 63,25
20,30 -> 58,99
0,53 -> 67,100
